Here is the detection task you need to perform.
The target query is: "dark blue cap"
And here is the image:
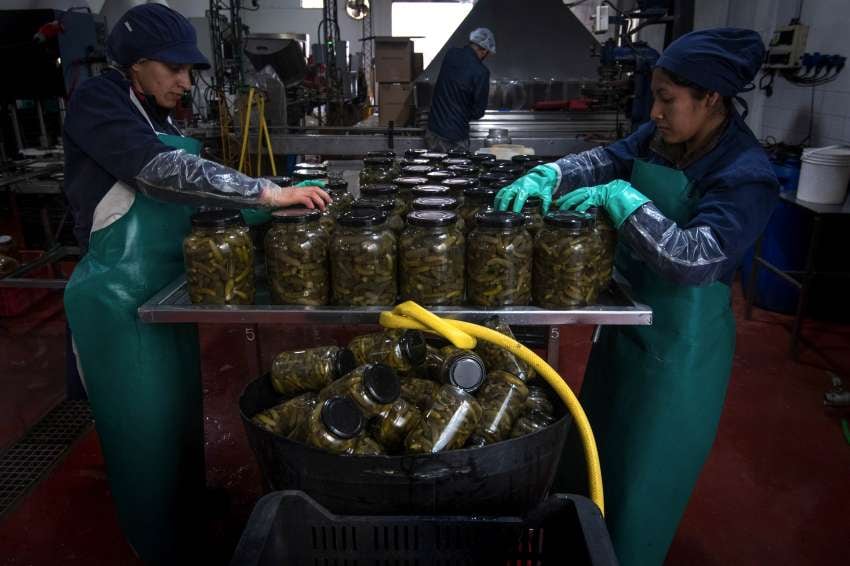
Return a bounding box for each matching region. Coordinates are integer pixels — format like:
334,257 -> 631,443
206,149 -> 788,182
656,28 -> 765,96
107,4 -> 210,69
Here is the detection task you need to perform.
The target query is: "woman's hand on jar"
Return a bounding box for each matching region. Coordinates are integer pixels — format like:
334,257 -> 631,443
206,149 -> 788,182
259,179 -> 331,210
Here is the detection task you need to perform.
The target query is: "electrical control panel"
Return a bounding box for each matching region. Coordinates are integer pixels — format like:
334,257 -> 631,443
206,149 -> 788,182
765,24 -> 809,69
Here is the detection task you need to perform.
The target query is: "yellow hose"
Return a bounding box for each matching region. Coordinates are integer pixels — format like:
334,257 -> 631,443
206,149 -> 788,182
379,301 -> 605,515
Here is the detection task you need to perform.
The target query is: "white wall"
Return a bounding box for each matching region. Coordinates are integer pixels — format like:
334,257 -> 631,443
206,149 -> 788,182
696,0 -> 850,147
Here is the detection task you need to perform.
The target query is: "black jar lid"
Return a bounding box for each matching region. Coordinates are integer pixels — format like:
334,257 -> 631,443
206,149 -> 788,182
447,165 -> 476,176
351,198 -> 394,213
326,177 -> 348,191
404,148 -> 429,158
401,164 -> 434,175
363,156 -> 393,167
337,209 -> 388,227
295,162 -> 326,170
411,197 -> 459,211
411,185 -> 451,198
511,154 -> 538,164
367,150 -> 396,159
265,175 -> 293,187
293,169 -> 327,180
422,152 -> 448,161
543,210 -> 592,230
394,176 -> 429,187
490,162 -> 524,175
360,183 -> 399,196
471,153 -> 496,163
446,354 -> 486,393
463,187 -> 497,202
271,208 -> 322,223
441,177 -> 476,188
334,348 -> 357,377
443,158 -> 472,167
363,363 -> 401,404
475,210 -> 526,228
191,209 -> 244,228
407,210 -> 459,226
401,157 -> 431,167
425,170 -> 454,181
446,149 -> 472,159
321,396 -> 364,439
399,330 -> 427,365
478,172 -> 513,189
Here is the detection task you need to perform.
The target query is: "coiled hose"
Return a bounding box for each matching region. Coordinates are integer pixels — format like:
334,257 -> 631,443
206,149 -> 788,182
380,301 -> 604,515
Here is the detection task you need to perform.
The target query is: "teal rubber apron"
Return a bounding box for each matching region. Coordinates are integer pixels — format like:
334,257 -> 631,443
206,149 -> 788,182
556,160 -> 736,566
64,89 -> 204,563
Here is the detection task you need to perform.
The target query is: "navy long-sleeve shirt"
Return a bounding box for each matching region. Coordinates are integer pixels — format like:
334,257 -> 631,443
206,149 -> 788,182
63,69 -> 176,247
427,46 -> 490,142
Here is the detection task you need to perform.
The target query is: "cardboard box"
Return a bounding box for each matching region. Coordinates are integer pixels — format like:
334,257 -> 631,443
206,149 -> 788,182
413,52 -> 423,78
379,83 -> 413,126
375,37 -> 413,83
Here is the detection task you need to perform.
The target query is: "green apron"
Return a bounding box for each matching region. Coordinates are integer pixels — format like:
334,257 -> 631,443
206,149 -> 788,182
555,160 -> 736,566
64,106 -> 205,563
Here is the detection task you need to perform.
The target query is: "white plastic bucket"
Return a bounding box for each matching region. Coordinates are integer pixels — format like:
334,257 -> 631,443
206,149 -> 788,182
797,145 -> 850,204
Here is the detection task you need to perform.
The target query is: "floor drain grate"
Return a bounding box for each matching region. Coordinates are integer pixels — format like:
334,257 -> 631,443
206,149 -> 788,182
0,400 -> 93,518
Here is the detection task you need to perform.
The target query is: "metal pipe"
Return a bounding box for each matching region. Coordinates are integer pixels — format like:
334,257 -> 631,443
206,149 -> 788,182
8,104 -> 24,152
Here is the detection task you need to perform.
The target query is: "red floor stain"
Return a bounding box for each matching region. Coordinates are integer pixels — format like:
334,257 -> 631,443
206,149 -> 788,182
1,281 -> 848,565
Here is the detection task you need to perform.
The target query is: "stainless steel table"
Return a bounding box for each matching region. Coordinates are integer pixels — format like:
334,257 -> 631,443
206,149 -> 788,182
140,273 -> 652,372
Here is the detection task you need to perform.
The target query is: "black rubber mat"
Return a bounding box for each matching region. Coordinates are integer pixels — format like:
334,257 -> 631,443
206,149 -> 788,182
0,400 -> 93,517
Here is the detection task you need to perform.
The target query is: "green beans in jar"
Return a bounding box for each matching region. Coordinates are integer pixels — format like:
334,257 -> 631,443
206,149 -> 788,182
251,391 -> 318,441
520,196 -> 544,238
466,211 -> 532,307
360,156 -> 396,186
351,196 -> 403,235
411,197 -> 465,233
474,316 -> 536,382
533,211 -> 596,308
399,375 -> 441,412
265,209 -> 329,305
587,207 -> 617,296
348,329 -> 427,372
473,370 -> 529,444
440,177 -> 475,203
394,176 -> 428,208
330,210 -> 397,306
399,211 -> 464,306
404,385 -> 483,453
369,398 -> 422,453
510,410 -> 555,439
318,362 -> 401,417
183,210 -> 254,305
270,345 -> 356,397
459,187 -> 496,234
525,385 -> 554,417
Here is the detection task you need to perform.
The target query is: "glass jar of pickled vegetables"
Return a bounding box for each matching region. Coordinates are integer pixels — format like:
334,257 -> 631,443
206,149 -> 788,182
470,152 -> 496,173
440,177 -> 475,203
459,187 -> 496,234
293,168 -> 328,183
411,185 -> 451,201
404,385 -> 483,453
404,148 -> 429,159
270,345 -> 356,396
425,170 -> 454,185
474,370 -> 530,445
360,156 -> 396,186
366,150 -> 400,177
318,362 -> 401,417
511,154 -> 545,173
520,196 -> 544,238
184,210 -> 255,305
401,164 -> 434,177
447,164 -> 476,177
467,211 -> 533,307
510,410 -> 555,439
525,385 -> 554,417
587,207 -> 618,296
399,376 -> 440,412
369,398 -> 422,453
533,211 -> 596,307
330,209 -> 397,306
265,208 -> 329,305
306,396 -> 365,454
442,157 -> 472,168
252,391 -> 318,441
399,211 -> 465,306
446,149 -> 472,159
348,329 -> 428,372
360,183 -> 405,213
394,176 -> 428,208
410,197 -> 463,233
350,197 -> 404,234
478,171 -> 513,191
422,152 -> 448,164
474,316 -> 536,382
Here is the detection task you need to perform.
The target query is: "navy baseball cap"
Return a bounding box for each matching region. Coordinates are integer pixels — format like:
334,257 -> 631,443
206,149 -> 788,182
108,4 -> 210,69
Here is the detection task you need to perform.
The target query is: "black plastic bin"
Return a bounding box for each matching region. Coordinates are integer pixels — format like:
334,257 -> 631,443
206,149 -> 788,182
239,374 -> 571,516
230,490 -> 618,565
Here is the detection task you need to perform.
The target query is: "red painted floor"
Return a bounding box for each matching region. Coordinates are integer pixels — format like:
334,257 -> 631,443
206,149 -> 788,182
1,281 -> 848,565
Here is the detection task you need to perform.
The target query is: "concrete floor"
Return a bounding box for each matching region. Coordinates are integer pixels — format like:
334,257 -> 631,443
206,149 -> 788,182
0,281 -> 848,565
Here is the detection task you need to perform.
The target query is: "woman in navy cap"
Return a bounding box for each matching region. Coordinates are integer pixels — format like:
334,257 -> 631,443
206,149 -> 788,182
497,29 -> 779,565
61,4 -> 328,563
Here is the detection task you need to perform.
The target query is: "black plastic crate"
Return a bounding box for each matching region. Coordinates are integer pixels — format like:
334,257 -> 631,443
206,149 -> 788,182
231,490 -> 618,566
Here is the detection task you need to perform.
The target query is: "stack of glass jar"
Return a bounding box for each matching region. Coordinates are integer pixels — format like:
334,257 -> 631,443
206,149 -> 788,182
251,321 -> 559,456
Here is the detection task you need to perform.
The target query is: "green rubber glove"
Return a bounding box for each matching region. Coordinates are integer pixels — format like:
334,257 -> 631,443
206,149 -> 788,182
494,164 -> 560,213
294,179 -> 327,188
555,179 -> 650,228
